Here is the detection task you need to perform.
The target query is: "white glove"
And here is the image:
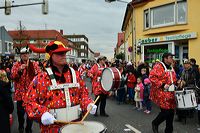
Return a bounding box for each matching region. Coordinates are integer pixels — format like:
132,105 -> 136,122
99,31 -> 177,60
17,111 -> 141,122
41,112 -> 56,125
87,103 -> 97,115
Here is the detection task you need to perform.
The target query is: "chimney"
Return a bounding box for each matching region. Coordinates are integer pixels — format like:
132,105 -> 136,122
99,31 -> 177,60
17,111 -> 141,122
60,29 -> 63,35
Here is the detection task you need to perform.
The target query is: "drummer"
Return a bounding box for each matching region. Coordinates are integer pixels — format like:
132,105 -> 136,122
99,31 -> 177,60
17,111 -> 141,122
23,41 -> 97,133
177,59 -> 198,122
149,53 -> 177,133
177,59 -> 198,89
88,56 -> 110,117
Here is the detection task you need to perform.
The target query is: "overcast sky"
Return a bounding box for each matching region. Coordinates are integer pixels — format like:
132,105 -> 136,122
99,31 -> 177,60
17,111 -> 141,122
0,0 -> 129,59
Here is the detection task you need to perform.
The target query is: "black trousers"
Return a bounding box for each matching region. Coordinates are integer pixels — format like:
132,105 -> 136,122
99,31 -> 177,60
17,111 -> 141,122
95,94 -> 107,115
17,101 -> 33,131
152,108 -> 174,133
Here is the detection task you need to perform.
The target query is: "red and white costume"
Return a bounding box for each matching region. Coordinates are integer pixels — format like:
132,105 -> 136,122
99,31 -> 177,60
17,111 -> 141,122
87,63 -> 109,96
149,61 -> 177,109
11,60 -> 41,101
78,64 -> 87,78
23,64 -> 93,133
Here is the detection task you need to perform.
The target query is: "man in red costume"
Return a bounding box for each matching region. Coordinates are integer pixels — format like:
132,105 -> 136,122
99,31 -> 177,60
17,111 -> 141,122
11,47 -> 41,133
23,41 -> 97,133
149,53 -> 177,133
78,59 -> 87,79
88,56 -> 110,117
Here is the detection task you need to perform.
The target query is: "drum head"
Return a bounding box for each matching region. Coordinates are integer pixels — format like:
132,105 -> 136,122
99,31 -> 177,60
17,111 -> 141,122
60,121 -> 106,133
101,68 -> 113,91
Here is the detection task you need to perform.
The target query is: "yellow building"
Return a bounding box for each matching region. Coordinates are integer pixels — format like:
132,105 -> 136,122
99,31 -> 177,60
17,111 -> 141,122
121,4 -> 134,62
122,0 -> 200,66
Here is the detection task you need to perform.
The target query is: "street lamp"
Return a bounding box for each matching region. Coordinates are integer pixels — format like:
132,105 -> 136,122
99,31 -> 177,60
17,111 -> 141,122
105,0 -> 136,64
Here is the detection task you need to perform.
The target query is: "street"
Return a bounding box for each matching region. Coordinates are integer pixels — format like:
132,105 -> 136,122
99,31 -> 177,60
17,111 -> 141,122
11,78 -> 200,133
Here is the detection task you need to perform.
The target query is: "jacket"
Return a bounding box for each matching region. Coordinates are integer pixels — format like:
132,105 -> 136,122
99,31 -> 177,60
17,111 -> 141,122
149,62 -> 177,109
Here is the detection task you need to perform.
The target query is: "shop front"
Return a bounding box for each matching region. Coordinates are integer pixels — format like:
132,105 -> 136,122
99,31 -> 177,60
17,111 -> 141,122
138,32 -> 197,65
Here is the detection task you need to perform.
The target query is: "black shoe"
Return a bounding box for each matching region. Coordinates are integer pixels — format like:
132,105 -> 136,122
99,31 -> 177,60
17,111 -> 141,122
25,129 -> 32,133
152,122 -> 158,133
100,113 -> 109,117
18,128 -> 24,133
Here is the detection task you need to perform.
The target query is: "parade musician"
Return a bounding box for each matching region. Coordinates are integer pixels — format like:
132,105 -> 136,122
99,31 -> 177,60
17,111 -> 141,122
11,47 -> 41,133
88,56 -> 110,117
23,41 -> 97,133
150,53 -> 177,133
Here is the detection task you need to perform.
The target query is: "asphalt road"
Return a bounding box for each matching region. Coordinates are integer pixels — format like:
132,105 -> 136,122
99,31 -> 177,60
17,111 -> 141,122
11,78 -> 200,133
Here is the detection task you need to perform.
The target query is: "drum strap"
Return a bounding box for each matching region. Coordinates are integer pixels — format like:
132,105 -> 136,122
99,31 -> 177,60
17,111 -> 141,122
46,68 -> 57,86
182,95 -> 186,107
159,61 -> 174,84
191,94 -> 194,106
97,63 -> 106,70
46,67 -> 80,108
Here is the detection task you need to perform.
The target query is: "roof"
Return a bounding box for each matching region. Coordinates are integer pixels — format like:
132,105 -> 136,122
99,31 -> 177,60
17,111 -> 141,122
8,30 -> 70,47
121,3 -> 133,31
121,0 -> 152,31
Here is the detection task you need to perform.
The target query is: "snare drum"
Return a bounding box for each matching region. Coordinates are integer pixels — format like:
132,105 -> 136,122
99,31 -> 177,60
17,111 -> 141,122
175,90 -> 197,109
100,67 -> 121,91
60,121 -> 107,133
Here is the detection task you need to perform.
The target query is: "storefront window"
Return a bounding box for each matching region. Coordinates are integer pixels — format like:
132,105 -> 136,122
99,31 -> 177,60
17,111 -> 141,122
175,45 -> 179,58
183,46 -> 188,59
144,44 -> 168,63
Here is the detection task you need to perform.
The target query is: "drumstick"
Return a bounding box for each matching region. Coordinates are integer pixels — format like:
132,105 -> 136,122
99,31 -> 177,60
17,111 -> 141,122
27,59 -> 29,68
81,95 -> 100,122
54,120 -> 83,125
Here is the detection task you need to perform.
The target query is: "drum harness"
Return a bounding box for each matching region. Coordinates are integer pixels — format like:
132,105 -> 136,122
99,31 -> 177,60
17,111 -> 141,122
96,63 -> 106,82
46,67 -> 81,122
159,61 -> 176,92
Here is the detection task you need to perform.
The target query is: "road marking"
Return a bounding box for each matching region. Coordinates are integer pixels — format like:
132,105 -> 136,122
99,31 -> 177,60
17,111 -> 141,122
125,124 -> 141,133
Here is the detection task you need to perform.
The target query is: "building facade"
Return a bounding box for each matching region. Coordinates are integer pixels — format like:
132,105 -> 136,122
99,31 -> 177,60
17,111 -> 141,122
64,35 -> 89,63
121,4 -> 134,62
0,26 -> 14,59
132,0 -> 200,65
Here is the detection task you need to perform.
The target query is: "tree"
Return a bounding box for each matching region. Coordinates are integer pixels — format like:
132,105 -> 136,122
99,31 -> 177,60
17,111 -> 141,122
115,52 -> 125,60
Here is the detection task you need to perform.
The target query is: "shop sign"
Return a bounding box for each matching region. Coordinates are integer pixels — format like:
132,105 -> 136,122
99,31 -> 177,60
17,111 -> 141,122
138,37 -> 160,44
147,48 -> 168,53
163,32 -> 197,41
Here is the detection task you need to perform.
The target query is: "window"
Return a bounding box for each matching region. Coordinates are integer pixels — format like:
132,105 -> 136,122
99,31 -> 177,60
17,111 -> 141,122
5,42 -> 8,52
144,1 -> 187,29
81,45 -> 84,49
151,3 -> 175,27
177,1 -> 187,23
81,52 -> 84,56
9,43 -> 12,52
144,9 -> 150,29
30,40 -> 35,43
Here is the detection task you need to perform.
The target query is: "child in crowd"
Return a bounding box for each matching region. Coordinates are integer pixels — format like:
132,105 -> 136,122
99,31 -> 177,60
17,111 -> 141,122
143,78 -> 152,114
127,71 -> 136,104
141,68 -> 148,84
134,77 -> 144,110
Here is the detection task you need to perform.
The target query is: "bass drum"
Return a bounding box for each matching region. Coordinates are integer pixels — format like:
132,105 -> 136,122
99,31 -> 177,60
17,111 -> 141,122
60,121 -> 107,133
100,67 -> 121,91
